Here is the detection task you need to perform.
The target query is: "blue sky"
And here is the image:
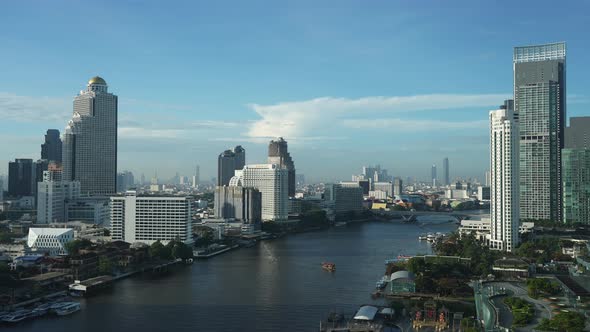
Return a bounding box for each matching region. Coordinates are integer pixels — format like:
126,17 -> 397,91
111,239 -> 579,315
1,0 -> 589,183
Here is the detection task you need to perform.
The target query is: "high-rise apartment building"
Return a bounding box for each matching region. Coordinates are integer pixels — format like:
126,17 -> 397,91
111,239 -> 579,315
443,157 -> 449,186
41,129 -> 62,163
8,159 -> 35,197
110,191 -> 192,245
217,146 -> 246,186
393,178 -> 403,196
562,117 -> 590,224
489,103 -> 519,252
62,76 -> 118,196
37,170 -> 81,224
514,42 -> 566,222
268,138 -> 296,197
231,164 -> 288,221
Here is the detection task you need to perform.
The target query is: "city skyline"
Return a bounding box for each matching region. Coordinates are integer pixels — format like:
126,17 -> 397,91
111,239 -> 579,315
1,2 -> 590,182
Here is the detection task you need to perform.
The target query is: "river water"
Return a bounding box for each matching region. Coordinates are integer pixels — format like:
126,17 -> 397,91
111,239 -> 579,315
12,220 -> 457,332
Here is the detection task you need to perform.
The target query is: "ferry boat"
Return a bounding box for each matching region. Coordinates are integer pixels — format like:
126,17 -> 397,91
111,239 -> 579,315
54,302 -> 81,316
322,262 -> 336,272
2,309 -> 31,323
375,276 -> 389,289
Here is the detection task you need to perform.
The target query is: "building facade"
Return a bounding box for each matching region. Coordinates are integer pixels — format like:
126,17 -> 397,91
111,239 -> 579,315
489,103 -> 520,252
62,76 -> 118,196
37,174 -> 81,224
214,185 -> 262,224
27,228 -> 74,256
393,178 -> 403,196
431,164 -> 437,187
41,129 -> 62,163
110,191 -> 192,245
8,159 -> 35,197
233,164 -> 288,221
562,117 -> 590,224
217,146 -> 246,186
268,138 -> 296,197
443,157 -> 449,186
324,183 -> 363,220
514,42 -> 566,222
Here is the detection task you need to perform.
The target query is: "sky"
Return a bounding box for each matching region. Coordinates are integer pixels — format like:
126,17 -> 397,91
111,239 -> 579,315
1,0 -> 589,183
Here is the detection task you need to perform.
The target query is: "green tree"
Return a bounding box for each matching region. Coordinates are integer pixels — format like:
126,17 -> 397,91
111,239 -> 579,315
64,239 -> 93,255
537,311 -> 585,331
149,240 -> 167,259
98,256 -> 113,275
170,241 -> 193,260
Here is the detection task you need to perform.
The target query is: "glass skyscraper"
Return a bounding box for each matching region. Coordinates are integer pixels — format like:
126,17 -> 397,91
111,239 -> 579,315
514,42 -> 566,222
62,76 -> 118,196
563,117 -> 590,224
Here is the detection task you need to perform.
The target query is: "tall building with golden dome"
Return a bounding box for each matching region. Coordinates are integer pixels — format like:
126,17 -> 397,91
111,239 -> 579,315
62,76 -> 118,196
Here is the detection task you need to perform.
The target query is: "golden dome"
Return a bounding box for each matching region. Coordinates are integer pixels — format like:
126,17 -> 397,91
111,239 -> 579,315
88,76 -> 107,85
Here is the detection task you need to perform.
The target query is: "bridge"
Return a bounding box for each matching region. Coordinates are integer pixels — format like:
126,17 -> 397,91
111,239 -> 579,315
373,210 -> 489,222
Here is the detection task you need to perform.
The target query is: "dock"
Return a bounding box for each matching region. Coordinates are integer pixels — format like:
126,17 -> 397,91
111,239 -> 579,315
194,244 -> 239,259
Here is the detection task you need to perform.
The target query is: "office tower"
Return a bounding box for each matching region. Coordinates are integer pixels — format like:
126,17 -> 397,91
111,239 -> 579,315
268,138 -> 296,197
232,164 -> 288,221
443,157 -> 449,186
140,174 -> 145,186
324,184 -> 363,219
116,171 -> 135,192
65,197 -> 110,225
8,159 -> 35,197
393,178 -> 403,196
431,164 -> 437,187
62,76 -> 117,196
0,177 -> 3,201
485,171 -> 491,186
563,117 -> 590,224
214,186 -> 262,224
489,104 -> 519,252
192,165 -> 200,188
514,42 -> 566,222
41,129 -> 62,163
37,170 -> 80,224
217,146 -> 246,186
110,191 -> 192,245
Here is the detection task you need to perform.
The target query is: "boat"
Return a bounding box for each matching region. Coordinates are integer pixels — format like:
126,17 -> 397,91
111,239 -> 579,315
31,303 -> 53,317
322,262 -> 336,272
397,254 -> 412,260
418,234 -> 428,240
54,302 -> 81,316
376,276 -> 388,289
2,309 -> 31,323
334,222 -> 347,227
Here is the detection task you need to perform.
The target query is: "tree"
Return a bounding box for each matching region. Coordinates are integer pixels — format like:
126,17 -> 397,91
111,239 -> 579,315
98,256 -> 113,275
170,241 -> 193,260
537,312 -> 585,331
149,240 -> 168,259
64,239 -> 93,255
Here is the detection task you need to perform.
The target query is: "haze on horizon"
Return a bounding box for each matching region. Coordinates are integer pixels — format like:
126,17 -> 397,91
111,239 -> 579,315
1,1 -> 589,183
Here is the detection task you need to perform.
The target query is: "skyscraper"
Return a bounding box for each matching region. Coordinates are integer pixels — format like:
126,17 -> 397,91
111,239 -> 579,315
268,137 -> 296,197
514,42 -> 566,222
231,164 -> 288,221
8,159 -> 34,197
562,117 -> 590,224
41,129 -> 62,163
443,157 -> 449,186
217,146 -> 246,186
431,164 -> 437,187
489,102 -> 519,252
62,76 -> 118,196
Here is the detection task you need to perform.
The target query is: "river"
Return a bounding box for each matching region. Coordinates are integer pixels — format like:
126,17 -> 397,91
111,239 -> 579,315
11,220 -> 458,332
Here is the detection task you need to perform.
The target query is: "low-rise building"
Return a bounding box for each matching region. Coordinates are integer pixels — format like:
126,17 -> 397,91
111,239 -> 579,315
27,227 -> 74,256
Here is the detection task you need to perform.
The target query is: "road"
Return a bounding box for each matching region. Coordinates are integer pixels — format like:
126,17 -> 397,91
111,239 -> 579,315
490,282 -> 553,331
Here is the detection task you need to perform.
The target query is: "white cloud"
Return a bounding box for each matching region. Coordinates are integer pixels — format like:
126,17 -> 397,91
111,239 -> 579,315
0,92 -> 70,123
341,118 -> 488,130
246,93 -> 508,138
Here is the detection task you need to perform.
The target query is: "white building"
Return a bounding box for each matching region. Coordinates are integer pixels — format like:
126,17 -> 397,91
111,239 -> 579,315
445,189 -> 469,199
369,190 -> 387,200
37,170 -> 80,224
373,182 -> 394,197
232,164 -> 288,221
110,191 -> 192,245
27,228 -> 74,256
489,103 -> 520,252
